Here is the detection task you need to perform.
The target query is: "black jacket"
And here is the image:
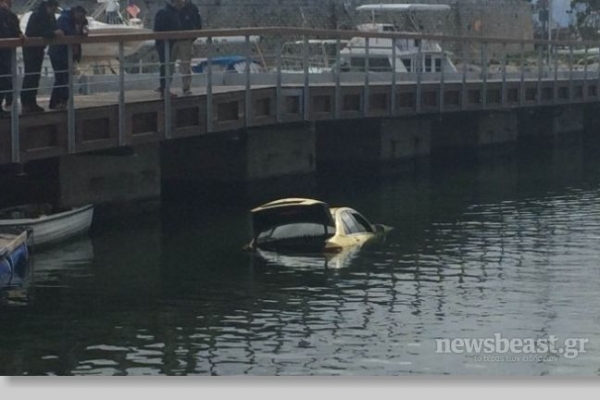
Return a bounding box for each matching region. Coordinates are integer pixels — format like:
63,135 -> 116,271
0,7 -> 21,63
179,2 -> 202,31
24,3 -> 57,40
0,7 -> 22,39
48,9 -> 89,64
154,3 -> 181,50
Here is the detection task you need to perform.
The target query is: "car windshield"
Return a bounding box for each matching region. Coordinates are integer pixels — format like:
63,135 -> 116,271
256,223 -> 335,244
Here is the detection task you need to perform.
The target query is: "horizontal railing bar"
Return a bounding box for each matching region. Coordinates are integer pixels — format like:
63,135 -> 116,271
1,26 -> 600,49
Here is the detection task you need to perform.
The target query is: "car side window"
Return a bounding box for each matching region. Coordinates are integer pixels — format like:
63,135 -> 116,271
352,213 -> 374,233
340,212 -> 361,235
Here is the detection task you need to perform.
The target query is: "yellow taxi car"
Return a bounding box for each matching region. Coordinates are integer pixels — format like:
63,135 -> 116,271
246,198 -> 389,255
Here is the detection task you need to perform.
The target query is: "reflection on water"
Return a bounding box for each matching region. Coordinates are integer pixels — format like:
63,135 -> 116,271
253,246 -> 361,270
34,238 -> 95,287
1,138 -> 600,376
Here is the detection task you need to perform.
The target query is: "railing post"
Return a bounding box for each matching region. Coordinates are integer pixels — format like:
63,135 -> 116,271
481,41 -> 487,109
583,45 -> 589,102
118,41 -> 126,146
364,35 -> 370,116
276,34 -> 283,123
416,36 -> 422,113
439,40 -> 444,114
519,42 -> 525,106
67,44 -> 75,154
501,42 -> 507,108
335,36 -> 341,119
303,35 -> 309,121
10,48 -> 19,163
553,41 -> 559,104
245,34 -> 252,127
537,43 -> 543,106
568,43 -> 574,103
206,36 -> 213,133
391,35 -> 397,116
461,39 -> 468,110
164,40 -> 172,139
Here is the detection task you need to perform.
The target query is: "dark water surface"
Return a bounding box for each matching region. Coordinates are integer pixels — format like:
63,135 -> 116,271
2,138 -> 600,376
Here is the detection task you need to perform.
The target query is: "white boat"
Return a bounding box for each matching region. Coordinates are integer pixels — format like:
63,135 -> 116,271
280,39 -> 350,74
0,204 -> 94,247
18,11 -> 150,62
81,17 -> 151,61
338,3 -> 457,74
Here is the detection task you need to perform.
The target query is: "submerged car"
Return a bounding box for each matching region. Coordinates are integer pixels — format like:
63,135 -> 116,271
246,198 -> 390,255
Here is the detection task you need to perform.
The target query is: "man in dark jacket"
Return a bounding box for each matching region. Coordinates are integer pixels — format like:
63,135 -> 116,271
154,0 -> 183,98
0,0 -> 23,116
21,0 -> 63,113
48,6 -> 88,110
174,0 -> 201,95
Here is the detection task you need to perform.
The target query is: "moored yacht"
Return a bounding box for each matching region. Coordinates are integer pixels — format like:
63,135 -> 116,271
337,3 -> 457,74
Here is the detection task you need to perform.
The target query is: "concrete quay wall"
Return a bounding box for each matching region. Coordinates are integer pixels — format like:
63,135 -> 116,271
2,102 -> 592,217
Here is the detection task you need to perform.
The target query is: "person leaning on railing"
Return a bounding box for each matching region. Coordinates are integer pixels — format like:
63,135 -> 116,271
154,0 -> 184,99
0,0 -> 23,117
175,0 -> 201,96
47,5 -> 88,110
21,0 -> 63,114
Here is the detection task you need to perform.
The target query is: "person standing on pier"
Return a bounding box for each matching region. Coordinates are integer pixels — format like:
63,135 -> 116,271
154,0 -> 184,99
105,0 -> 120,24
21,0 -> 63,114
47,6 -> 88,110
0,0 -> 23,117
175,0 -> 201,96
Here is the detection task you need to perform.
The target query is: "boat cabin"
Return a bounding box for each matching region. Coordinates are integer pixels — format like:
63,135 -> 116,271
337,3 -> 457,74
281,40 -> 349,73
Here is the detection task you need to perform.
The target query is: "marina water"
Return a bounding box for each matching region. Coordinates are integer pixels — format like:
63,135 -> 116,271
1,133 -> 600,376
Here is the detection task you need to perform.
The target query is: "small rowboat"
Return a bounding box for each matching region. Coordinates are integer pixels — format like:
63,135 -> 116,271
0,204 -> 94,247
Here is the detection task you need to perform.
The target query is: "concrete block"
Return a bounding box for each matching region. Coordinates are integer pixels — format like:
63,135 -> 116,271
58,143 -> 161,208
380,118 -> 432,160
246,124 -> 316,180
316,119 -> 382,163
161,133 -> 246,184
478,112 -> 518,145
553,107 -> 584,136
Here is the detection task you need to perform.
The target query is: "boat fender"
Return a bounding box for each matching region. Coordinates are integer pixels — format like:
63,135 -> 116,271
8,244 -> 29,280
0,257 -> 13,287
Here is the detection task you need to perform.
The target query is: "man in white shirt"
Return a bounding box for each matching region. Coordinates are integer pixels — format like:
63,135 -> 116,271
105,0 -> 119,24
174,0 -> 201,95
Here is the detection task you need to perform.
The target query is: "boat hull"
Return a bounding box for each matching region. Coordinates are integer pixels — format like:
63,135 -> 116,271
83,24 -> 152,58
0,205 -> 94,247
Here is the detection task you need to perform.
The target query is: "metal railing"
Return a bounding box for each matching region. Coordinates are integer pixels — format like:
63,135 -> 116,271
1,27 -> 600,164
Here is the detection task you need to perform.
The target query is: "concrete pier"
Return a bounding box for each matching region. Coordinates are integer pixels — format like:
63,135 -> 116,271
58,144 -> 161,211
519,106 -> 586,141
246,124 -> 316,180
161,123 -> 316,184
478,112 -> 519,146
316,118 -> 432,165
